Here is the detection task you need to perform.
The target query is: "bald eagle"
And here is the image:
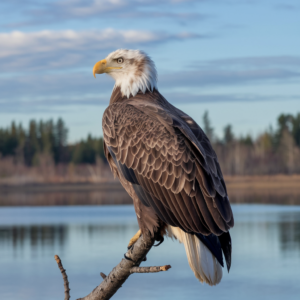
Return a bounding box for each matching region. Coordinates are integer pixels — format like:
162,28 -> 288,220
93,49 -> 234,286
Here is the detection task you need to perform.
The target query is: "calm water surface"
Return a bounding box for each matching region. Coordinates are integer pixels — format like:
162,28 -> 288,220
0,205 -> 300,300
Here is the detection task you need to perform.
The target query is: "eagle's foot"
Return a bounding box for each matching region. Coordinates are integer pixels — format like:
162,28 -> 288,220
154,237 -> 164,247
127,229 -> 141,249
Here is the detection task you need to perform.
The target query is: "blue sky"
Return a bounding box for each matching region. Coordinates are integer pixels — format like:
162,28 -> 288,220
0,0 -> 299,142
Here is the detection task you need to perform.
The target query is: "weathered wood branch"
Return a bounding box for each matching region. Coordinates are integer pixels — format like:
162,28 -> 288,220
77,232 -> 158,300
54,255 -> 71,300
55,232 -> 171,300
130,265 -> 171,273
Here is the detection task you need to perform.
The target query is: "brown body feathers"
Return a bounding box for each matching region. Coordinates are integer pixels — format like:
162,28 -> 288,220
103,87 -> 234,238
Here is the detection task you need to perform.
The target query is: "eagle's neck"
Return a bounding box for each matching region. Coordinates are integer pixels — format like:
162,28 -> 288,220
109,86 -> 166,106
110,86 -> 126,105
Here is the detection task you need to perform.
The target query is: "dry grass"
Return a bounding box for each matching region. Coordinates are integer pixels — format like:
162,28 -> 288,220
0,156 -> 113,185
225,175 -> 300,205
225,174 -> 300,189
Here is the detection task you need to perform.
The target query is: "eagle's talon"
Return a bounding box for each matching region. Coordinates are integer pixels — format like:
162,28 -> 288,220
154,237 -> 164,247
124,253 -> 134,261
127,244 -> 134,251
127,229 -> 141,249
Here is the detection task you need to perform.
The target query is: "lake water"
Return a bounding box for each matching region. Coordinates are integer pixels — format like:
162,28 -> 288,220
0,204 -> 300,300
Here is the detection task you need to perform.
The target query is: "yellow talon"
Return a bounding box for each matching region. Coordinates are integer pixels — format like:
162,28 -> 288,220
128,229 -> 141,248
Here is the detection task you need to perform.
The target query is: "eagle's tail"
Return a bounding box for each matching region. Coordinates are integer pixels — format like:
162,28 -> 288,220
167,226 -> 223,286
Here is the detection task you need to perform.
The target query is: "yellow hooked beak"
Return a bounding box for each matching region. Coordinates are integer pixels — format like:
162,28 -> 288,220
93,59 -> 122,78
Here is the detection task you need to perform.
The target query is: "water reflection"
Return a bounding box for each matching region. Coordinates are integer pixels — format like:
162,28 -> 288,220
0,225 -> 67,250
1,220 -> 300,257
279,221 -> 300,252
0,205 -> 300,300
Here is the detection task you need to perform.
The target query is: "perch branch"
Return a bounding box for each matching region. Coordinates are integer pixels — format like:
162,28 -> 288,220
76,232 -> 171,300
100,272 -> 107,279
54,255 -> 71,300
130,265 -> 171,273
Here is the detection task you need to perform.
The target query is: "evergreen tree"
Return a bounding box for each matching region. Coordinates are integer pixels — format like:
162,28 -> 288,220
239,134 -> 253,146
291,113 -> 300,147
72,134 -> 96,164
53,118 -> 68,163
223,124 -> 234,144
202,111 -> 214,141
24,120 -> 39,165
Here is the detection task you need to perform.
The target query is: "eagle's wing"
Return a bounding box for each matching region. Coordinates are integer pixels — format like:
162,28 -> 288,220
103,100 -> 234,236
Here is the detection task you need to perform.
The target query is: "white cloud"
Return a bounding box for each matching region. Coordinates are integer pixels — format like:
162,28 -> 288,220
39,0 -> 199,18
1,0 -> 207,29
0,28 -> 167,59
1,63 -> 299,114
0,28 -> 198,72
201,56 -> 300,68
54,0 -> 127,17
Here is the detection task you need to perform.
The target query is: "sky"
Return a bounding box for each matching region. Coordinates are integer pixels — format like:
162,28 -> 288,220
0,0 -> 299,142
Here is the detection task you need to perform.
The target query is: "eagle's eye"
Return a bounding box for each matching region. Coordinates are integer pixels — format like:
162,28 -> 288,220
117,58 -> 124,64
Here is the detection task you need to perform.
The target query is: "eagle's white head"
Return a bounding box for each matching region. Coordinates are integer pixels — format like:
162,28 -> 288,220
93,49 -> 157,98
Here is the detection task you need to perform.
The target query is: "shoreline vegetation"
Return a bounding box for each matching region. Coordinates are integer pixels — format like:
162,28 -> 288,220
1,174 -> 299,206
1,112 -> 300,177
1,112 -> 300,206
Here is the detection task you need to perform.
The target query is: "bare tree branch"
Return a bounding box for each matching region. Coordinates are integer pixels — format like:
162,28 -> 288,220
130,265 -> 171,273
76,232 -> 170,300
54,255 -> 71,300
55,232 -> 171,300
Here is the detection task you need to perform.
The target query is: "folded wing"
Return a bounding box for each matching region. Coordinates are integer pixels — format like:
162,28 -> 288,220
103,99 -> 234,236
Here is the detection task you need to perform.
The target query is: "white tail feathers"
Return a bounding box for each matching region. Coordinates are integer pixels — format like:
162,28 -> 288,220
167,226 -> 222,286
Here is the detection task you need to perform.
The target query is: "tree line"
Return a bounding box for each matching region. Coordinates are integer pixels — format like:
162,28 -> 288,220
0,118 -> 105,166
0,112 -> 300,175
203,111 -> 300,175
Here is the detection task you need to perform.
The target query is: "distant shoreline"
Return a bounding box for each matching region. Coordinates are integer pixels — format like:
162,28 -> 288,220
0,181 -> 122,192
225,174 -> 300,189
1,174 -> 299,189
0,175 -> 299,206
